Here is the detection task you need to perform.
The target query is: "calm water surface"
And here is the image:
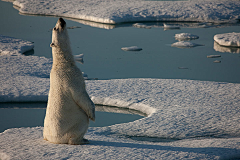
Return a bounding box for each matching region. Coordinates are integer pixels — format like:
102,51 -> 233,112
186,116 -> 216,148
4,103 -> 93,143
0,0 -> 240,131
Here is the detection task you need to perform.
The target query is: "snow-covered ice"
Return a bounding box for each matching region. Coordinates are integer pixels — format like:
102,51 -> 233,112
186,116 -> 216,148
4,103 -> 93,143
121,46 -> 142,51
1,126 -> 240,160
1,36 -> 240,159
171,41 -> 203,48
12,0 -> 240,24
214,32 -> 240,47
0,35 -> 34,55
1,78 -> 240,159
0,55 -> 51,102
175,33 -> 199,41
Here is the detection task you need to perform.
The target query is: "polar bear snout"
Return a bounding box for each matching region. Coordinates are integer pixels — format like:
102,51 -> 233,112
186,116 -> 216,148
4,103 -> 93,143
58,18 -> 66,29
50,42 -> 55,47
52,18 -> 66,32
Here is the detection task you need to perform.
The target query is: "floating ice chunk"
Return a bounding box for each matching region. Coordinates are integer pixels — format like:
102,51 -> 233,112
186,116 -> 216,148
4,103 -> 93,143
133,23 -> 151,29
207,55 -> 221,58
74,53 -> 84,64
171,41 -> 203,48
82,72 -> 88,79
175,33 -> 199,41
163,23 -> 180,30
213,60 -> 221,63
74,53 -> 84,59
214,32 -> 240,47
0,35 -> 34,55
121,46 -> 142,51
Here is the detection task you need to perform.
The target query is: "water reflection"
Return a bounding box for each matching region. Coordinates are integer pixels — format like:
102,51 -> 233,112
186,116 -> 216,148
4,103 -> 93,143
22,49 -> 34,56
214,41 -> 240,54
66,18 -> 116,30
67,18 -> 239,30
96,105 -> 147,117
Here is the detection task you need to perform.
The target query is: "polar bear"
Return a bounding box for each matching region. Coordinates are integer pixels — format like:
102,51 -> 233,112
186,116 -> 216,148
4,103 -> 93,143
43,18 -> 95,145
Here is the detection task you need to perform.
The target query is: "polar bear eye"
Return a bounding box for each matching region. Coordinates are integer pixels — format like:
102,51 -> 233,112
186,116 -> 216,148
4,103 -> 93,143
53,27 -> 58,31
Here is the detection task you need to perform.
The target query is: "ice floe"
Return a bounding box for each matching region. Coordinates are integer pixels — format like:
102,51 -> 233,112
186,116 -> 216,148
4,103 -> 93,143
175,33 -> 199,41
171,41 -> 203,48
213,60 -> 221,63
121,46 -> 142,51
1,35 -> 240,159
74,53 -> 84,64
12,0 -> 240,24
207,55 -> 221,58
214,32 -> 240,47
0,35 -> 34,55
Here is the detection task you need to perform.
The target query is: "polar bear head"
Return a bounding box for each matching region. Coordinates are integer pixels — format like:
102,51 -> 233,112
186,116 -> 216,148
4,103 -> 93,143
50,18 -> 69,49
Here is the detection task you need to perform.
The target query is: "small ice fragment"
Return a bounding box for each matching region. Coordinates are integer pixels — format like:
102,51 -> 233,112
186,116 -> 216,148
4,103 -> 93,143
178,67 -> 188,69
214,32 -> 240,47
163,23 -> 180,29
82,72 -> 88,79
171,41 -> 203,48
74,53 -> 84,64
207,55 -> 221,58
213,60 -> 221,63
133,23 -> 151,29
121,46 -> 142,51
74,53 -> 84,59
175,33 -> 199,41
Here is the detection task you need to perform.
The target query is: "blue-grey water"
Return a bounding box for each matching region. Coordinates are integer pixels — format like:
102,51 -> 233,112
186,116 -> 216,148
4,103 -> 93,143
0,0 -> 240,131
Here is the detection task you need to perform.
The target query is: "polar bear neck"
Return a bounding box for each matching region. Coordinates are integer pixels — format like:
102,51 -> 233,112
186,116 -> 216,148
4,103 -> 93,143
52,45 -> 75,66
51,33 -> 75,66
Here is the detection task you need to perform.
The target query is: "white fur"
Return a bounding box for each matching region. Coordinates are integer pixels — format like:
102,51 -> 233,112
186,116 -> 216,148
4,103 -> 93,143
43,18 -> 95,145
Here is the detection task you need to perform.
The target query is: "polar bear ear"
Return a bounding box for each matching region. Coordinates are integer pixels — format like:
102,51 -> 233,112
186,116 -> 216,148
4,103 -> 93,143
50,43 -> 55,47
